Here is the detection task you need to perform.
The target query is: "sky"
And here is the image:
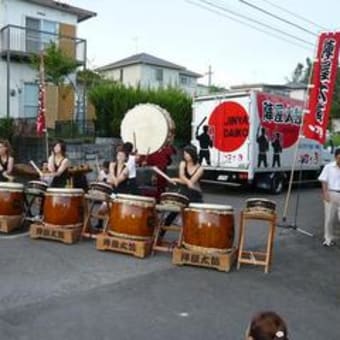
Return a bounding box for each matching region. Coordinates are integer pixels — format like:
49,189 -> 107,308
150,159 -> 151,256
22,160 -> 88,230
69,0 -> 340,88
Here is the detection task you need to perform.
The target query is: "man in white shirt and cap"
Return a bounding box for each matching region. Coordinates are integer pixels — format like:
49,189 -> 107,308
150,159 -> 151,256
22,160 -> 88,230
318,148 -> 340,246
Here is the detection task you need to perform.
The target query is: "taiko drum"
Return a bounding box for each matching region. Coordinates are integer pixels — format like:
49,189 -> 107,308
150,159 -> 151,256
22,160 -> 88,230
0,182 -> 24,216
183,203 -> 235,253
43,188 -> 84,228
108,194 -> 156,240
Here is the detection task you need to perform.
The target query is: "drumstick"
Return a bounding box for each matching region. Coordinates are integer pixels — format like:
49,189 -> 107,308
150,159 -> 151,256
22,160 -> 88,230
29,160 -> 43,177
95,155 -> 101,179
133,131 -> 137,153
3,172 -> 14,182
152,166 -> 176,185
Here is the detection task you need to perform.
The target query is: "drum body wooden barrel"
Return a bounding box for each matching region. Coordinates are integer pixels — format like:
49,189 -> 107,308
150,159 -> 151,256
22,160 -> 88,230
108,194 -> 156,240
0,182 -> 24,216
183,203 -> 235,253
43,188 -> 84,228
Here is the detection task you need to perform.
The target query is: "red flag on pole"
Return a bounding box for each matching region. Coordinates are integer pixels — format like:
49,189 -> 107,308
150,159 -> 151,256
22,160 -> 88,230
303,32 -> 340,144
36,53 -> 46,135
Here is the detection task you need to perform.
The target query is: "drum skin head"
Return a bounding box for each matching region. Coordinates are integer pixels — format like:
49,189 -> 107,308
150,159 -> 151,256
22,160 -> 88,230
121,104 -> 171,155
188,203 -> 234,211
0,182 -> 24,190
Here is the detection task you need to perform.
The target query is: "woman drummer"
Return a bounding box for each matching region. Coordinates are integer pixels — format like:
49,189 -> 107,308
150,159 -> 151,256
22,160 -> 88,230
0,139 -> 14,182
94,149 -> 130,230
163,145 -> 204,229
172,144 -> 204,203
47,140 -> 70,188
107,149 -> 129,194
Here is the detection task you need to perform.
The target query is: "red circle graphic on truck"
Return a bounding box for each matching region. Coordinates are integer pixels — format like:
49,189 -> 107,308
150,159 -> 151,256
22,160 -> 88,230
208,101 -> 249,152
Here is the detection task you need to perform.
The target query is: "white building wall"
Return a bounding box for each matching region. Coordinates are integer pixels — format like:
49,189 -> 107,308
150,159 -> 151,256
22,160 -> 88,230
3,0 -> 77,27
101,65 -> 142,88
100,64 -> 199,96
0,0 -> 80,118
140,64 -> 179,89
0,63 -> 38,118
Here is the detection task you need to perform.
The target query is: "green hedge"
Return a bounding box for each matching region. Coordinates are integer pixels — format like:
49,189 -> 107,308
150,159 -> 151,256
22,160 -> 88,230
88,82 -> 192,144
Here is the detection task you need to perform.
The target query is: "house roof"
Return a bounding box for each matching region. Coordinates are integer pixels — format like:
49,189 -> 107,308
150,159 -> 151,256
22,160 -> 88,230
23,0 -> 96,22
96,53 -> 202,78
179,69 -> 202,78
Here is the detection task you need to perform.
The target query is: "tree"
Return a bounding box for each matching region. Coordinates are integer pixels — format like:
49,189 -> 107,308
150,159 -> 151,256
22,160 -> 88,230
287,57 -> 312,84
31,43 -> 78,86
88,83 -> 192,144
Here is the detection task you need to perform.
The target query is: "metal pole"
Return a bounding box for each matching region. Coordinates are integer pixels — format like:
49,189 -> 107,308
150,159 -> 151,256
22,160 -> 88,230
281,38 -> 319,221
6,27 -> 11,118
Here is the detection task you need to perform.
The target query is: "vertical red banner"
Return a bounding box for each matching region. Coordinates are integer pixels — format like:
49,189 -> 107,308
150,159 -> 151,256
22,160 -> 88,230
303,32 -> 340,144
36,53 -> 46,135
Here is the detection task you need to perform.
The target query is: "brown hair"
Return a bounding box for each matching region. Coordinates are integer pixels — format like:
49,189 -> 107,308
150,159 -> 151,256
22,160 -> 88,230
52,139 -> 66,157
248,311 -> 288,340
0,139 -> 13,156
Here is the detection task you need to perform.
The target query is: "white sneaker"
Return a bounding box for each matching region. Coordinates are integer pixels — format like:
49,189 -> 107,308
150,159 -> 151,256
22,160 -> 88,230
322,240 -> 335,247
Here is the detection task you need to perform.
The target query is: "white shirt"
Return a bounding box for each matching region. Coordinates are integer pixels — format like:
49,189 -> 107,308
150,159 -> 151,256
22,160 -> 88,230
318,161 -> 340,190
126,155 -> 136,179
98,169 -> 109,182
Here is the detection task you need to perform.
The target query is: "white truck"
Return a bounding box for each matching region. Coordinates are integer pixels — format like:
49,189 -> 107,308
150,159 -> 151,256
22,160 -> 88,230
192,90 -> 331,194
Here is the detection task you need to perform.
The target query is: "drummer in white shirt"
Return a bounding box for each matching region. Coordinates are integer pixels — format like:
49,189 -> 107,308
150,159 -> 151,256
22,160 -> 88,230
318,148 -> 340,247
122,142 -> 140,195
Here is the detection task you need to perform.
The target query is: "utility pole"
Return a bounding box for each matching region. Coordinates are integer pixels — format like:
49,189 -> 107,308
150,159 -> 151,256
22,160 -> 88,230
207,64 -> 213,87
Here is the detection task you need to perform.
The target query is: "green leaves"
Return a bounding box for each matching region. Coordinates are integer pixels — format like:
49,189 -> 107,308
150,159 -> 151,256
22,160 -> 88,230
31,42 -> 78,86
88,82 -> 192,144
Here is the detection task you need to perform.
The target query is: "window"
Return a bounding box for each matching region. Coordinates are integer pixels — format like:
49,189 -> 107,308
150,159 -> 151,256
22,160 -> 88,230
155,68 -> 163,82
23,83 -> 39,118
120,69 -> 124,82
25,17 -> 58,53
180,75 -> 192,86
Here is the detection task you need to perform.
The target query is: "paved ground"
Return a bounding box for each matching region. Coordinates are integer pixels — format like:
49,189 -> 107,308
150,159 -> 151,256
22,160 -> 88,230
0,184 -> 339,340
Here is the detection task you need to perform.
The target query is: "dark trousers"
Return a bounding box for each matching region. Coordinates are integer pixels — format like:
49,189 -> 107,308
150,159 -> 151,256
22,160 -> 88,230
272,154 -> 281,167
257,153 -> 267,168
199,150 -> 211,165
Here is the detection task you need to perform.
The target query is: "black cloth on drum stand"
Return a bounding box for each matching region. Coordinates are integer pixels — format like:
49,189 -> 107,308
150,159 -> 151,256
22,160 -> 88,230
0,157 -> 9,182
73,173 -> 88,191
127,178 -> 140,195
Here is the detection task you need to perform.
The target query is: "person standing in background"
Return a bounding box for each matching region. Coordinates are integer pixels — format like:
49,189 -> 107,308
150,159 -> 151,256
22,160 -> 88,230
318,148 -> 340,247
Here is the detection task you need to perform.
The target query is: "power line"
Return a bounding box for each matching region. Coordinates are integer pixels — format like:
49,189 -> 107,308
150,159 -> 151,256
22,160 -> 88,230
185,0 -> 313,51
258,0 -> 328,31
197,0 -> 314,47
239,0 -> 317,37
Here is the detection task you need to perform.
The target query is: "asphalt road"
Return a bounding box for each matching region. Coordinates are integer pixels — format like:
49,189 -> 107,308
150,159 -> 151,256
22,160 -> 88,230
0,184 -> 339,340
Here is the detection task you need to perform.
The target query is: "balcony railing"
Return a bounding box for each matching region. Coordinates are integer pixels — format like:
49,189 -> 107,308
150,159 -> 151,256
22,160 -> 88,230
0,24 -> 86,65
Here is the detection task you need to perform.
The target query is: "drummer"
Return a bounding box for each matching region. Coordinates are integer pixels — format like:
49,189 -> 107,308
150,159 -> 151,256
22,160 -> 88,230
94,149 -> 130,230
163,145 -> 204,229
46,140 -> 70,188
122,142 -> 139,194
0,139 -> 14,182
171,144 -> 204,203
107,149 -> 129,194
97,160 -> 110,183
141,144 -> 176,200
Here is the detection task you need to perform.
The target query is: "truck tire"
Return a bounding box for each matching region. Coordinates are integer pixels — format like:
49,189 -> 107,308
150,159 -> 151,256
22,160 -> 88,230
270,174 -> 284,194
